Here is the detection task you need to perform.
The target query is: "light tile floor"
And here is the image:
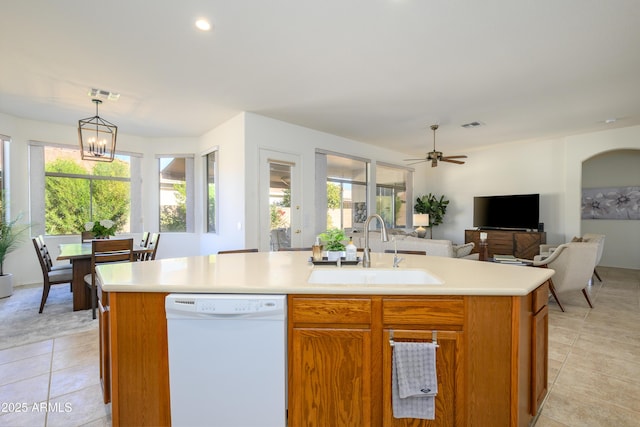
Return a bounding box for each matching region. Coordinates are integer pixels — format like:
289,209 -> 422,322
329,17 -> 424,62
1,266 -> 638,426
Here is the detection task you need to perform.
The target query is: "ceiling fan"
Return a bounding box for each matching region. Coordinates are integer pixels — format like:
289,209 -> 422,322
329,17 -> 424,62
405,124 -> 468,167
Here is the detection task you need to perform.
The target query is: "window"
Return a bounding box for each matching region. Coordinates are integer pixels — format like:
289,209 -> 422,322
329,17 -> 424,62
159,155 -> 194,232
205,151 -> 217,233
42,145 -> 131,235
323,153 -> 368,231
376,164 -> 411,228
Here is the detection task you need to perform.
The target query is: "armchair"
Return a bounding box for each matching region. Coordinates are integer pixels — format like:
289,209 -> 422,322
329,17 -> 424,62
539,233 -> 605,282
532,242 -> 599,312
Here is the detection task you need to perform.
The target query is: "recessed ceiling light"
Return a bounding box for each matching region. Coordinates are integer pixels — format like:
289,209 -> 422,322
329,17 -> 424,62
195,19 -> 211,31
604,118 -> 617,124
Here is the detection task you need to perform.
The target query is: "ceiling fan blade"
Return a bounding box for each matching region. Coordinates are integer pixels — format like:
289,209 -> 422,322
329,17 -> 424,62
403,158 -> 427,161
406,159 -> 428,165
440,158 -> 466,165
442,155 -> 468,159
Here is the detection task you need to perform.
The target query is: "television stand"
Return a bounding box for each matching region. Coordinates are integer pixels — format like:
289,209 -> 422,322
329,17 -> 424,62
465,229 -> 546,259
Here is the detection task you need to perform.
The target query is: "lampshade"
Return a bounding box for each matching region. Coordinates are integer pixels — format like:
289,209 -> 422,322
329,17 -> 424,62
413,213 -> 429,238
78,99 -> 117,162
412,214 -> 429,227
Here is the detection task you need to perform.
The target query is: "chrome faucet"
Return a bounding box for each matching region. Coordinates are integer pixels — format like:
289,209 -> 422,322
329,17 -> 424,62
363,214 -> 389,268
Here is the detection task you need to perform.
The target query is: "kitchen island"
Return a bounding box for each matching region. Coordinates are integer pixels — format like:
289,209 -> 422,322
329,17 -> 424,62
97,252 -> 554,427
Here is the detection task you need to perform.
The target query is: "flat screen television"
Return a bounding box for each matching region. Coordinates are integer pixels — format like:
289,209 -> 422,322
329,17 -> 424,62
473,194 -> 540,230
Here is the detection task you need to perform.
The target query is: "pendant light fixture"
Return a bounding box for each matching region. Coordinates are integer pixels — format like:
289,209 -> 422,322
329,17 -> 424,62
78,99 -> 117,162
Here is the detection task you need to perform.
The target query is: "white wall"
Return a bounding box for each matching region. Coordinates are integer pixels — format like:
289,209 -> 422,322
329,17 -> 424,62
197,113 -> 247,254
416,124 -> 640,268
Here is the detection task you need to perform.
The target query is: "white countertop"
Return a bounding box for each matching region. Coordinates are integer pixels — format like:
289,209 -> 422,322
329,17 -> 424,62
97,252 -> 554,296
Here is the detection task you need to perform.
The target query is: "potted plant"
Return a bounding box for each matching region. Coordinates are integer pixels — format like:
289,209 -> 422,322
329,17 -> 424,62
319,228 -> 347,261
415,193 -> 449,236
84,219 -> 117,239
0,197 -> 31,298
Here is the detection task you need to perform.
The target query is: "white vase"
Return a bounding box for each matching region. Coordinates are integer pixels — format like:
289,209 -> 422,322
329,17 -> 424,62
0,273 -> 13,299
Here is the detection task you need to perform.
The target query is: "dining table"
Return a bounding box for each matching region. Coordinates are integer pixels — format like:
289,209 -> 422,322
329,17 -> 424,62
57,241 -> 154,311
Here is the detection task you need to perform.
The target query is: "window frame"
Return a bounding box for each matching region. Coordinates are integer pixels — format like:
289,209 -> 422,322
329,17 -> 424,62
203,149 -> 218,233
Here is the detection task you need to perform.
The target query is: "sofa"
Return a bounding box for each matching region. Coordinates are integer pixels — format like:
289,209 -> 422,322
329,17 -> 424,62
351,231 -> 478,260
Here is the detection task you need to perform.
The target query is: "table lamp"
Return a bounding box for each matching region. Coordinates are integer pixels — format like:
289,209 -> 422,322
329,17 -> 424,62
412,214 -> 430,238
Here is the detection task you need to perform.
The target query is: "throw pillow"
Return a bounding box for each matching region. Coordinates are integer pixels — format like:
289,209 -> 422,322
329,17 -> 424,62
453,242 -> 474,258
571,236 -> 583,242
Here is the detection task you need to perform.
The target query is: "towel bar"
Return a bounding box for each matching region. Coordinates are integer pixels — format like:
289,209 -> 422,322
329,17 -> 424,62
389,330 -> 439,348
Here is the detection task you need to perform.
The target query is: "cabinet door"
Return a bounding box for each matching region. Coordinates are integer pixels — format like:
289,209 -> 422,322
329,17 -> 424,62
382,330 -> 464,427
531,305 -> 548,415
514,232 -> 544,259
98,299 -> 111,404
289,327 -> 372,427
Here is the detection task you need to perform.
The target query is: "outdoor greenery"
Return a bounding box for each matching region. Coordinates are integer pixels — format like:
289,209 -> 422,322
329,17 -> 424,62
414,193 -> 449,226
45,159 -> 129,235
161,182 -> 187,231
0,194 -> 30,276
319,228 -> 347,251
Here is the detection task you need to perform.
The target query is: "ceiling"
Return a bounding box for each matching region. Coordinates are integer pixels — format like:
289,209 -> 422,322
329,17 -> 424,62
2,0 -> 640,157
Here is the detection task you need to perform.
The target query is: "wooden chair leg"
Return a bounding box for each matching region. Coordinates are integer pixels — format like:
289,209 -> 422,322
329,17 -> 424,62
593,268 -> 602,282
548,280 -> 565,312
39,283 -> 51,314
581,288 -> 594,308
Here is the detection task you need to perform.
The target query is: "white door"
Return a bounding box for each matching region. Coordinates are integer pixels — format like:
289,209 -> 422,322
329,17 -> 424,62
259,149 -> 302,251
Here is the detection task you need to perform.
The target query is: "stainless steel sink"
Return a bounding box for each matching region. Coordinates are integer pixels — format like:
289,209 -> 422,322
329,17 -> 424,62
308,268 -> 444,285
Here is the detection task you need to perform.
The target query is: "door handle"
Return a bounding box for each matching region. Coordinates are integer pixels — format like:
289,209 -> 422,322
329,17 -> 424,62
295,229 -> 301,234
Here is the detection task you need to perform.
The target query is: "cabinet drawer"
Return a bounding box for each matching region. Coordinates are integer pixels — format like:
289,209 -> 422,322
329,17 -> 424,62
290,297 -> 371,324
382,298 -> 464,327
532,282 -> 549,313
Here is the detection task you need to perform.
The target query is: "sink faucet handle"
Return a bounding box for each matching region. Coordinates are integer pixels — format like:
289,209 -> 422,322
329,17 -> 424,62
393,255 -> 404,268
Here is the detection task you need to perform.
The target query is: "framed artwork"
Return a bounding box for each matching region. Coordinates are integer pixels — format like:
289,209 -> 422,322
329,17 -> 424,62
581,186 -> 640,220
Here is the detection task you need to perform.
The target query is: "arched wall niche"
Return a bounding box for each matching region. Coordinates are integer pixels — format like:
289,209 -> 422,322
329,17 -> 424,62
580,148 -> 640,268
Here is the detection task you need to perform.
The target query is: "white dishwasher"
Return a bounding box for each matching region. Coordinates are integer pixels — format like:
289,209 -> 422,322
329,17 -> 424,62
165,294 -> 287,427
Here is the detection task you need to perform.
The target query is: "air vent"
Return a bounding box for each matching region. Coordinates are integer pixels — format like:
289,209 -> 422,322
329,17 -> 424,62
89,88 -> 120,101
461,121 -> 483,128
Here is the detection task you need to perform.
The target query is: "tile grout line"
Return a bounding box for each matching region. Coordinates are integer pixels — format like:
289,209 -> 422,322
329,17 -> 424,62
43,338 -> 56,427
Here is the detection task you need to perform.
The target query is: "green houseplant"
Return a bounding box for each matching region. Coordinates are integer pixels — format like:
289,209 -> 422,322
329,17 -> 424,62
414,193 -> 449,227
0,196 -> 31,298
319,228 -> 347,251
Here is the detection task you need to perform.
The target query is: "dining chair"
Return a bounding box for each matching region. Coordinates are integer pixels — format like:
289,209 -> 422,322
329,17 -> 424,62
33,237 -> 73,313
217,248 -> 259,254
140,231 -> 150,248
84,238 -> 134,319
384,249 -> 427,255
142,233 -> 161,261
81,231 -> 95,242
277,247 -> 312,251
135,232 -> 151,260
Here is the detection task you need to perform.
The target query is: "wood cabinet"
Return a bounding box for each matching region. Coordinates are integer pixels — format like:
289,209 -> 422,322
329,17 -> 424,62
102,287 -> 548,426
108,292 -> 171,427
465,229 -> 546,259
288,290 -> 548,427
96,285 -> 110,404
531,281 -> 549,415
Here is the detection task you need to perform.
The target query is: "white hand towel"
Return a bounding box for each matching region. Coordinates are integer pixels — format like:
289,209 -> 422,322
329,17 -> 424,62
392,341 -> 437,420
